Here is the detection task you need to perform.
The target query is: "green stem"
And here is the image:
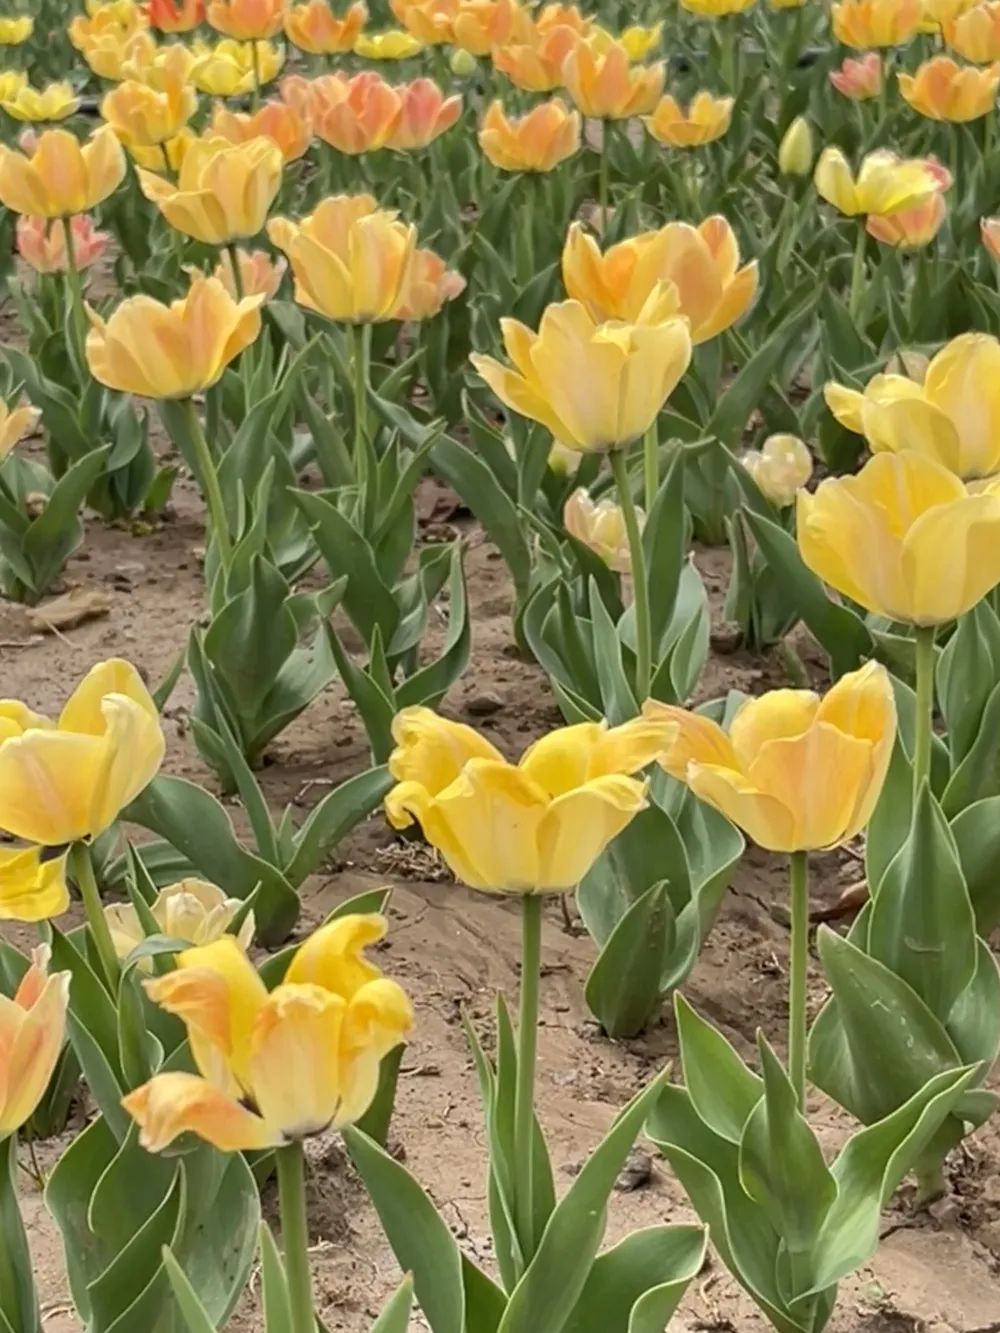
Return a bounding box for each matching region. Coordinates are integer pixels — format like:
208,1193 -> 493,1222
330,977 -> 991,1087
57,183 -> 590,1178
351,321 -> 371,493
519,173 -> 535,285
914,1153 -> 947,1206
180,398 -> 233,567
275,1143 -> 315,1333
598,120 -> 610,220
513,894 -> 542,1268
226,242 -> 245,299
250,39 -> 262,111
913,624 -> 936,797
61,214 -> 86,366
70,843 -> 119,992
610,448 -> 651,701
788,850 -> 810,1111
642,421 -> 658,514
848,223 -> 867,322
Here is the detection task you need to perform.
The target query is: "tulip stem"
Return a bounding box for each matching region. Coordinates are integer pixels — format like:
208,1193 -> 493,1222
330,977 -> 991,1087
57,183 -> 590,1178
180,398 -> 233,568
598,120 -> 610,221
513,893 -> 542,1269
642,421 -> 658,513
788,849 -> 809,1110
276,1143 -> 316,1333
610,448 -> 651,702
351,323 -> 373,523
848,224 -> 867,323
250,39 -> 262,111
913,625 -> 936,797
71,843 -> 119,993
226,242 -> 245,300
62,214 -> 87,372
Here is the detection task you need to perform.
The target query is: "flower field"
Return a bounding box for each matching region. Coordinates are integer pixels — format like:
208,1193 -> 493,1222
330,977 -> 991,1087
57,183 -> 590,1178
3,0 -> 1000,1329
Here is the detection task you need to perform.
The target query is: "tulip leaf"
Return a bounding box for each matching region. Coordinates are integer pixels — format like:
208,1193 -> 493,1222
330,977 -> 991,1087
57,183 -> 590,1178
160,1246 -> 218,1333
867,782 -> 977,1021
642,449 -> 686,653
864,741 -> 913,898
950,795 -> 1000,935
936,601 -> 1000,766
89,1167 -> 184,1331
945,939 -> 1000,1076
355,1042 -> 405,1148
942,679 -> 1000,817
560,1224 -> 707,1333
0,1136 -> 39,1333
585,882 -> 673,1038
590,581 -> 637,724
674,994 -> 763,1145
259,1222 -> 292,1332
286,765 -> 393,887
371,1275 -> 416,1333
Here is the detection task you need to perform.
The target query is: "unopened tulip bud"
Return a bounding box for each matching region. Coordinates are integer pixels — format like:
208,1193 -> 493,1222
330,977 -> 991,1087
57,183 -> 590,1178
778,116 -> 813,176
450,46 -> 477,76
741,434 -> 812,508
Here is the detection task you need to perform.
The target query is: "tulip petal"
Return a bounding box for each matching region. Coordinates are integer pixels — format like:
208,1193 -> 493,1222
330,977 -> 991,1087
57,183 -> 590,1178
824,381 -> 866,433
686,762 -> 796,852
641,700 -> 740,780
0,727 -> 109,845
0,847 -> 70,923
729,690 -> 820,768
123,1070 -> 279,1152
249,983 -> 348,1138
387,704 -> 503,793
0,956 -> 69,1135
903,492 -> 1000,623
815,661 -> 896,833
536,774 -> 648,890
285,913 -> 387,997
923,332 -> 1000,477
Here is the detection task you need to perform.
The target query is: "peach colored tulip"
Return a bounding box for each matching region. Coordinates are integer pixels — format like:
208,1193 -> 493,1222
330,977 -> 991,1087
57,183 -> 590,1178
213,99 -> 313,161
0,946 -> 70,1133
212,245 -> 287,297
562,38 -> 664,118
945,2 -> 1000,62
285,0 -> 367,52
394,247 -> 465,319
492,22 -> 583,91
0,126 -> 126,219
982,215 -> 1000,258
898,54 -> 1000,120
867,159 -> 951,247
478,96 -> 580,170
390,0 -> 459,43
144,0 -> 205,30
310,71 -> 403,153
207,0 -> 285,39
16,214 -> 110,274
386,78 -> 461,148
137,135 -> 284,244
831,0 -> 922,47
101,73 -> 198,148
830,52 -> 883,98
645,90 -> 733,147
452,0 -> 530,54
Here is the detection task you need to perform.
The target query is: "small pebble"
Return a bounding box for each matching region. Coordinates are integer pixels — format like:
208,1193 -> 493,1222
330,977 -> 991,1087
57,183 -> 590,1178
466,690 -> 503,717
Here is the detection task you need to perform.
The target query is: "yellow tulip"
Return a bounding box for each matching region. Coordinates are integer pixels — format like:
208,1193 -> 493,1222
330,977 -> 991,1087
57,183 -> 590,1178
0,70 -> 25,103
491,21 -> 583,91
138,135 -> 283,244
831,0 -> 923,47
385,708 -> 661,892
105,879 -> 255,963
452,0 -> 531,54
798,451 -> 1000,625
390,0 -> 458,43
778,115 -> 814,175
680,0 -> 755,12
0,398 -> 40,461
472,297 -> 692,454
644,90 -> 733,147
285,0 -> 368,52
0,848 -> 70,922
211,245 -> 287,298
562,39 -> 665,119
562,217 -> 758,344
87,272 -> 264,399
102,75 -> 198,147
190,38 -> 284,95
268,194 -> 417,323
122,915 -> 412,1151
0,16 -> 32,43
617,21 -> 663,59
79,28 -> 157,81
945,2 -> 1000,63
478,96 -> 581,171
0,659 -> 164,848
2,82 -> 80,123
898,55 -> 1000,120
354,27 -> 424,57
824,332 -> 1000,479
0,125 -> 125,218
128,127 -> 196,172
0,945 -> 70,1136
925,0 -> 979,20
813,146 -> 941,217
563,487 -> 641,572
643,663 -> 896,853
740,434 -> 813,507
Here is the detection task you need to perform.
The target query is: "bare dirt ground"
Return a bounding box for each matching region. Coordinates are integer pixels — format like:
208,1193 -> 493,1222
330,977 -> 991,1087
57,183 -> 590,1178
3,445 -> 1000,1333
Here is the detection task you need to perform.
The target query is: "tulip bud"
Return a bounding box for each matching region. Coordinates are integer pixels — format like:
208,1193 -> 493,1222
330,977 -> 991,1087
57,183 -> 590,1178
450,46 -> 477,76
778,116 -> 814,176
741,434 -> 813,508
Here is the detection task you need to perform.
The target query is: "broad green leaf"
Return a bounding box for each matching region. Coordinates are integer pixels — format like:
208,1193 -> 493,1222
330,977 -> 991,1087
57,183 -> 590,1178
286,766 -> 393,887
355,1043 -> 405,1147
561,1224 -> 706,1333
160,1247 -> 218,1333
259,1223 -> 293,1332
951,795 -> 1000,934
45,1117 -> 119,1320
0,1136 -> 39,1333
371,1275 -> 415,1333
585,882 -> 672,1038
675,994 -> 763,1144
89,1169 -> 184,1330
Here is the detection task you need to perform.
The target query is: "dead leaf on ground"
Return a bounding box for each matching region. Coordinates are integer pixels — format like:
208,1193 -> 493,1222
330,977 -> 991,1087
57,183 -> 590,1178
27,587 -> 114,634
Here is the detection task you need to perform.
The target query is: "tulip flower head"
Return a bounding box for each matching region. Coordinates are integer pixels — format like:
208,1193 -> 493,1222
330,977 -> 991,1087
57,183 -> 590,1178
564,488 -> 642,572
0,70 -> 25,104
982,215 -> 1000,257
308,70 -> 403,153
101,72 -> 198,147
0,848 -> 71,922
680,0 -> 755,13
867,187 -> 948,248
478,96 -> 581,171
0,946 -> 70,1133
452,0 -> 530,54
945,2 -> 1000,62
268,193 -> 417,322
285,0 -> 368,52
144,0 -> 205,30
562,216 -> 758,344
213,99 -> 313,160
562,38 -> 665,119
386,77 -> 462,148
798,451 -> 1000,624
393,246 -> 466,319
740,434 -> 813,507
138,134 -> 284,243
207,0 -> 285,39
0,16 -> 33,43
831,0 -> 923,47
492,20 -> 583,90
645,90 -> 733,147
211,245 -> 287,298
123,916 -> 412,1151
829,52 -> 883,99
616,21 -> 663,59
385,708 -> 668,892
0,397 -> 40,462
106,879 -> 255,964
354,26 -> 423,56
778,116 -> 814,175
643,663 -> 896,853
2,81 -> 80,123
898,55 -> 1000,120
86,272 -> 264,398
472,296 -> 692,453
0,125 -> 126,218
814,147 -> 942,217
190,37 -> 284,94
390,0 -> 458,43
824,331 -> 1000,480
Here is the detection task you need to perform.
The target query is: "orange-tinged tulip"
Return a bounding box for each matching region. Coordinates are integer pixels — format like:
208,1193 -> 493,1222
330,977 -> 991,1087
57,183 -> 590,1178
0,660 -> 165,847
0,946 -> 70,1133
867,189 -> 948,247
22,213 -> 108,277
386,77 -> 462,147
2,82 -> 80,123
122,916 -> 412,1151
478,96 -> 580,170
925,0 -> 979,21
798,451 -> 1000,624
269,194 -> 416,322
471,296 -> 692,453
144,0 -> 205,29
945,2 -> 1000,62
69,3 -> 148,51
982,215 -> 1000,257
0,398 -> 40,460
138,135 -> 283,243
535,2 -> 592,35
190,37 -> 284,94
898,54 -> 1000,119
814,147 -> 941,217
390,0 -> 458,43
87,273 -> 264,398
128,127 -> 196,171
309,70 -> 402,152
0,16 -> 33,43
643,663 -> 895,853
212,244 -> 287,297
393,246 -> 465,319
102,75 -> 198,147
207,0 -> 284,38
452,0 -> 530,53
492,22 -> 582,90
831,0 -> 922,46
830,52 -> 883,98
564,487 -> 640,572
212,99 -> 312,160
562,216 -> 758,344
386,708 -> 662,892
285,0 -> 367,51
645,90 -> 733,147
0,125 -> 126,219
0,849 -> 70,922
562,38 -> 664,118
355,26 -> 423,56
